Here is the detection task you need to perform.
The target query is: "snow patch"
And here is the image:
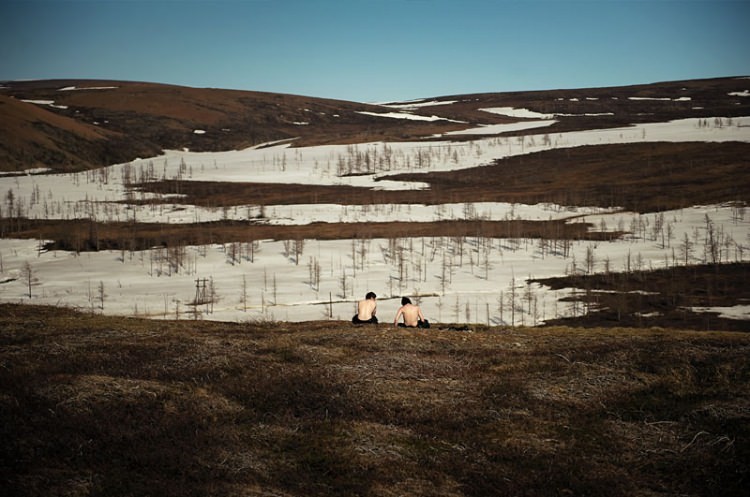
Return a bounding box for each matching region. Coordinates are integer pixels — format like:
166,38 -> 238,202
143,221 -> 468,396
689,305 -> 750,320
556,113 -> 614,117
442,120 -> 556,136
629,96 -> 691,102
58,86 -> 118,91
383,100 -> 459,109
480,107 -> 554,119
357,111 -> 462,122
21,99 -> 68,109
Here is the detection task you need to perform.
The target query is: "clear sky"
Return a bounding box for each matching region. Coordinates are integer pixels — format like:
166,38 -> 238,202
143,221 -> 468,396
1,0 -> 749,103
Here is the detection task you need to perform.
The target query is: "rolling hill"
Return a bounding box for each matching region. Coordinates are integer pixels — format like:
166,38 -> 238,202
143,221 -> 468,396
2,76 -> 748,172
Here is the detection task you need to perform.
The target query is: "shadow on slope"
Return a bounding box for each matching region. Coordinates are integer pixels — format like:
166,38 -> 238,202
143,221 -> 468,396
1,304 -> 748,496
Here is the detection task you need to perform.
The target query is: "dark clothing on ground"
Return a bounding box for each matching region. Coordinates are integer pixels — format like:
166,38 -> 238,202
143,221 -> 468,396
397,319 -> 430,329
353,315 -> 378,324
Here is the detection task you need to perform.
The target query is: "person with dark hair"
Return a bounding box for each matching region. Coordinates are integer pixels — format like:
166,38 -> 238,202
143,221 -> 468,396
352,291 -> 378,324
393,296 -> 430,328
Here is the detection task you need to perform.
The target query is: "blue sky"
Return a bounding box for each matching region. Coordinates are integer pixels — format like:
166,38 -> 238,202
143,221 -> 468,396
1,0 -> 749,102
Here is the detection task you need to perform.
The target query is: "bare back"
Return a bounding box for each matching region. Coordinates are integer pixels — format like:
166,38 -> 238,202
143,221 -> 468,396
395,303 -> 424,327
357,298 -> 377,320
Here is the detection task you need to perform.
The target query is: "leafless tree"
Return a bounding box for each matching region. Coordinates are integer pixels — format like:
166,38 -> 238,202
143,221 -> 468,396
308,257 -> 321,291
293,239 -> 305,266
20,261 -> 38,299
241,275 -> 248,312
245,239 -> 260,263
585,245 -> 596,274
497,291 -> 504,325
680,232 -> 693,266
208,277 -> 218,314
98,281 -> 106,310
506,276 -> 517,327
339,270 -> 348,299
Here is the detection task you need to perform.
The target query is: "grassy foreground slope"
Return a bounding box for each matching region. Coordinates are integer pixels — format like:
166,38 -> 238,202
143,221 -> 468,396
1,304 -> 748,496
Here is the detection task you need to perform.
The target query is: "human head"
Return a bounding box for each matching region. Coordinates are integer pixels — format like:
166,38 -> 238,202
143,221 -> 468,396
365,292 -> 377,300
401,297 -> 412,305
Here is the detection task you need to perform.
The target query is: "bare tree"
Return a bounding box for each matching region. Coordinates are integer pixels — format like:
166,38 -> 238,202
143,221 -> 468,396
98,281 -> 106,310
293,238 -> 305,266
308,256 -> 321,291
585,245 -> 596,274
680,232 -> 693,266
339,269 -> 348,299
245,239 -> 260,263
497,291 -> 504,325
241,275 -> 248,312
506,276 -> 517,327
20,261 -> 38,299
208,277 -> 218,314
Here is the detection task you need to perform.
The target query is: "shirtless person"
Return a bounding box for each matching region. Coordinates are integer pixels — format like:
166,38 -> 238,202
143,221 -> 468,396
352,291 -> 378,324
393,297 -> 430,328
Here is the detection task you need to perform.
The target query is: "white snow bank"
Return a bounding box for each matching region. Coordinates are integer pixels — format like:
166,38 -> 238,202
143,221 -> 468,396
556,113 -> 614,117
442,120 -> 556,136
688,305 -> 750,320
480,107 -> 555,119
21,99 -> 68,109
0,168 -> 52,176
1,205 -> 746,324
629,97 -> 672,101
382,100 -> 459,109
58,86 -> 118,91
357,110 -> 462,122
3,116 -> 748,227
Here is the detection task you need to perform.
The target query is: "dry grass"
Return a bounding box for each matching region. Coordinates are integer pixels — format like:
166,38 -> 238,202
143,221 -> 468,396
2,303 -> 748,496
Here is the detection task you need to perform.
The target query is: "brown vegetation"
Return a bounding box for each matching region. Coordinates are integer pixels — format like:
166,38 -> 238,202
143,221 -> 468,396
2,76 -> 748,172
0,80 -> 466,172
1,303 -> 748,496
385,142 -> 750,212
532,262 -> 750,332
2,218 -> 617,253
128,141 -> 750,213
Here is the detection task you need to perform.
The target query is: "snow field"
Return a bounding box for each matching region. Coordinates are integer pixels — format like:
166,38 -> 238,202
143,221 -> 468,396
3,116 -> 749,226
1,204 -> 747,324
1,105 -> 749,325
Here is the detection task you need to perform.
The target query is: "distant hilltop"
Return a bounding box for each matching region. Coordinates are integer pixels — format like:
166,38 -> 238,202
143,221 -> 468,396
1,76 -> 749,173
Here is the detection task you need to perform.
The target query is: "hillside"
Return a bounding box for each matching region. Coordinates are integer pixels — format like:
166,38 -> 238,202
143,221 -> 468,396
1,76 -> 748,172
1,303 -> 748,497
0,80 -> 462,172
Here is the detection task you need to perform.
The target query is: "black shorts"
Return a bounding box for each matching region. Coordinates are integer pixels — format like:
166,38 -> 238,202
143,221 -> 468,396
397,319 -> 430,329
353,315 -> 378,324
